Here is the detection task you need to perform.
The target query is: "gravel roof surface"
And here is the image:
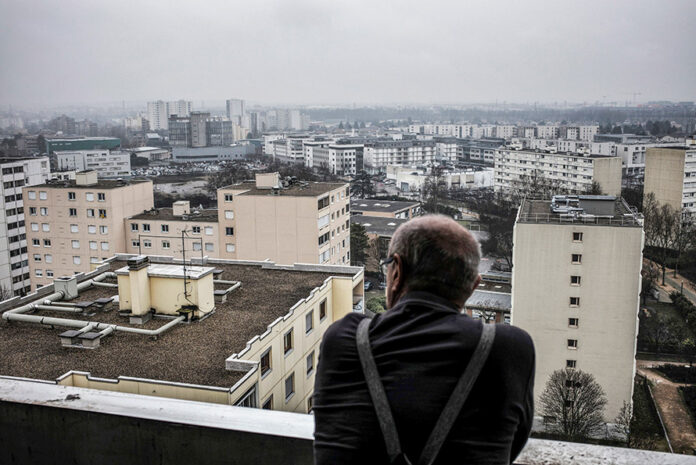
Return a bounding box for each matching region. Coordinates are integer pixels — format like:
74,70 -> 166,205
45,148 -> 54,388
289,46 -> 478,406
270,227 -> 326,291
0,262 -> 347,388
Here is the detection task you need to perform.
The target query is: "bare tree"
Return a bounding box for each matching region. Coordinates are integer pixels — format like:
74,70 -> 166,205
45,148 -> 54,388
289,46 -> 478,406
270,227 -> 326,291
0,284 -> 13,302
672,212 -> 695,278
539,368 -> 607,439
614,401 -> 633,446
640,262 -> 659,304
643,195 -> 679,285
366,236 -> 389,278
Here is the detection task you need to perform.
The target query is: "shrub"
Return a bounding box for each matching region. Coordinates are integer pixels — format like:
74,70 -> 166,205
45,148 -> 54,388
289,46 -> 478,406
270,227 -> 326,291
654,364 -> 696,383
680,386 -> 696,430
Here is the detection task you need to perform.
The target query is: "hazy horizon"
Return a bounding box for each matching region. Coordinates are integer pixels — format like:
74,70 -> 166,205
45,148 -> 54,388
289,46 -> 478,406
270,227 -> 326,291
1,0 -> 695,108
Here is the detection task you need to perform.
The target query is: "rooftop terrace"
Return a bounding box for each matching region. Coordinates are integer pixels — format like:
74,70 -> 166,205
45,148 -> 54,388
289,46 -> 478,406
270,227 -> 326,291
517,195 -> 642,227
224,180 -> 347,197
0,257 -> 353,388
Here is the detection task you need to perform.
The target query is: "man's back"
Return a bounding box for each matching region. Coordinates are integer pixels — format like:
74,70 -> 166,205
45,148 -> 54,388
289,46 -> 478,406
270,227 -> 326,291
313,291 -> 535,465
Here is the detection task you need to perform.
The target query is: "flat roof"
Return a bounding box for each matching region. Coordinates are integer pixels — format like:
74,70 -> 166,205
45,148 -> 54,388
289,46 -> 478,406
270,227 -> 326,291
351,215 -> 408,237
351,199 -> 420,213
114,264 -> 215,280
129,208 -> 219,223
0,157 -> 46,164
30,178 -> 151,190
224,180 -> 347,197
0,258 -> 356,388
465,290 -> 511,311
517,197 -> 641,227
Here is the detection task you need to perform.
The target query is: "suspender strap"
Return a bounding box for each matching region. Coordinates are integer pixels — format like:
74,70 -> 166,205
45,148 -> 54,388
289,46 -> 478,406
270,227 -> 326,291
356,318 -> 407,464
356,317 -> 496,465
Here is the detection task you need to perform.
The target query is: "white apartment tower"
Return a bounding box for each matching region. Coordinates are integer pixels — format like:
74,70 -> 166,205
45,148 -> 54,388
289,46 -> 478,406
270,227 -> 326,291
226,99 -> 245,123
644,146 -> 696,216
0,157 -> 51,296
147,100 -> 193,130
511,195 -> 643,422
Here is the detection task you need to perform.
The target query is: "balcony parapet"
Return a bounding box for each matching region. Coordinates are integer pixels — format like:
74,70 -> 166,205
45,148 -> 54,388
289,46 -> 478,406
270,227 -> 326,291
0,377 -> 692,465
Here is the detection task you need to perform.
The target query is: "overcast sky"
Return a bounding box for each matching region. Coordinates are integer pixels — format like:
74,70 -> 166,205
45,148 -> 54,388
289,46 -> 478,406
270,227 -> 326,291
1,0 -> 695,107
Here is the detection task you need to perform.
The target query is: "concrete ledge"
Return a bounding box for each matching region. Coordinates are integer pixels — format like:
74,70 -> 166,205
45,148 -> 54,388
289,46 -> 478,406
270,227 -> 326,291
0,378 -> 693,465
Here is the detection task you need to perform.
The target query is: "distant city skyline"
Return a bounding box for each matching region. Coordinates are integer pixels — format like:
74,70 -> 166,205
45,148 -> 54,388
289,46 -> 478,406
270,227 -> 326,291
1,0 -> 695,107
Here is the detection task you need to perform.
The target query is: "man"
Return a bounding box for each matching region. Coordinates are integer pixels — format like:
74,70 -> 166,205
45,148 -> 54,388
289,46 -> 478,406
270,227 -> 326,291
313,215 -> 535,464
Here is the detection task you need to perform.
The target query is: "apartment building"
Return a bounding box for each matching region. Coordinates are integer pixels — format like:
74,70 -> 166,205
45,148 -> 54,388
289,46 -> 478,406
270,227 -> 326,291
217,173 -> 350,265
511,195 -> 643,422
458,138 -> 505,164
24,171 -> 154,290
328,143 -> 363,175
125,201 -> 219,258
350,199 -> 421,219
269,135 -> 310,164
54,150 -> 131,178
303,139 -> 333,169
494,148 -> 622,196
363,140 -> 437,173
536,125 -> 559,139
385,165 -> 494,192
147,100 -> 192,131
0,253 -> 364,416
644,146 -> 696,215
0,157 -> 51,296
226,98 -> 245,123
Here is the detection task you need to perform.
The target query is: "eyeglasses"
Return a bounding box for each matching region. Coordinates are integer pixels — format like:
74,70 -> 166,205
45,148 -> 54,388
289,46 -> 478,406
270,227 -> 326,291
379,255 -> 395,276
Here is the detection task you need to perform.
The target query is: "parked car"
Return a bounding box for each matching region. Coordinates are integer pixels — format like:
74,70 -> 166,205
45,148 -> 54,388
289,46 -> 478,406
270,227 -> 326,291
364,281 -> 373,291
378,282 -> 387,290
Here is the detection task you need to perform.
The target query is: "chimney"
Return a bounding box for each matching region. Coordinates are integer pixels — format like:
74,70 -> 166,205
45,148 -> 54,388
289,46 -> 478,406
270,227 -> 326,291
75,170 -> 98,186
119,255 -> 152,321
255,172 -> 280,189
173,200 -> 191,216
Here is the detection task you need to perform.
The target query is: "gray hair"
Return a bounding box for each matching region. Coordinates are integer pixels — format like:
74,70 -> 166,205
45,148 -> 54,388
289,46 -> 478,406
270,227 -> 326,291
388,215 -> 481,302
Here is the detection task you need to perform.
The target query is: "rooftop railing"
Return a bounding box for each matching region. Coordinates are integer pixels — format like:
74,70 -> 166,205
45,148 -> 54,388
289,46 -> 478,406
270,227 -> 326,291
0,377 -> 691,465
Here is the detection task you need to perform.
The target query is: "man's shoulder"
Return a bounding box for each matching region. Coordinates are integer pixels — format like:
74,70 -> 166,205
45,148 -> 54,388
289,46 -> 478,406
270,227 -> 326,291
489,323 -> 535,368
320,312 -> 370,353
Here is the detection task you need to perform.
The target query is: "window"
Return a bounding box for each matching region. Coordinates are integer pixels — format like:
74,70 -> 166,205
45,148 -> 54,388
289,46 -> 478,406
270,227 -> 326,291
33,254 -> 41,262
143,223 -> 150,232
570,275 -> 581,286
320,299 -> 327,320
98,209 -> 107,218
72,240 -> 80,249
90,241 -> 98,250
31,223 -> 39,231
43,239 -> 51,247
46,270 -> 54,277
161,224 -> 169,233
307,396 -> 313,414
39,191 -> 47,200
101,242 -> 109,251
45,254 -> 52,263
67,192 -> 75,200
226,243 -> 236,253
40,207 -> 48,216
28,191 -> 36,200
191,226 -> 201,234
318,214 -> 329,229
224,193 -> 233,202
205,242 -> 214,252
100,226 -> 108,234
205,226 -> 213,236
306,351 -> 315,376
571,254 -> 582,264
569,318 -> 579,328
304,311 -> 316,335
86,192 -> 94,202
226,227 -> 234,236
35,269 -> 43,277
285,372 -> 295,401
86,209 -> 95,217
29,207 -> 36,216
235,385 -> 257,408
42,223 -> 49,232
570,297 -> 580,307
572,232 -> 583,242
260,348 -> 272,377
193,242 -> 202,251
131,240 -> 140,247
70,224 -> 79,233
68,208 -> 77,217
225,210 -> 234,219
262,395 -> 273,410
98,193 -> 106,201
131,223 -> 139,232
319,250 -> 330,263
318,196 -> 330,210
318,232 -> 330,246
88,225 -> 97,234
73,256 -> 81,265
162,240 -> 170,249
567,339 -> 578,349
284,329 -> 293,355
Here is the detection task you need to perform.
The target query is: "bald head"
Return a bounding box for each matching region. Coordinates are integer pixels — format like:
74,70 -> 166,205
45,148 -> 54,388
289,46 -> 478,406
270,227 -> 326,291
386,215 -> 481,308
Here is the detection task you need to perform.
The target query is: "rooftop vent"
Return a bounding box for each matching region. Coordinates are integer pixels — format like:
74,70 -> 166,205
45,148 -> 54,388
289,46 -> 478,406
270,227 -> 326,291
127,255 -> 150,271
54,276 -> 79,300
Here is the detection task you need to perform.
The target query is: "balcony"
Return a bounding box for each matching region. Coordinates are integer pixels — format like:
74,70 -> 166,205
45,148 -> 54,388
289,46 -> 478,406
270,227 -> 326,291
0,377 -> 691,465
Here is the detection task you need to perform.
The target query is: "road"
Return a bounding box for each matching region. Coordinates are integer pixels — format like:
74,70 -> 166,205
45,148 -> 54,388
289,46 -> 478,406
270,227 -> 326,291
664,274 -> 696,305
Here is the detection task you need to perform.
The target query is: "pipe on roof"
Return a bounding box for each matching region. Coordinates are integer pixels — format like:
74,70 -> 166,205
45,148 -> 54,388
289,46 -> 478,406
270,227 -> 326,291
34,304 -> 83,313
6,313 -> 185,337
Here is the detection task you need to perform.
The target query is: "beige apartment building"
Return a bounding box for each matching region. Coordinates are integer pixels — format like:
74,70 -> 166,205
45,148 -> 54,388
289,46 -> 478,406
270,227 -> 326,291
494,149 -> 622,196
124,201 -> 219,258
23,171 -> 154,289
0,254 -> 364,415
644,146 -> 696,215
217,173 -> 351,265
511,195 -> 643,422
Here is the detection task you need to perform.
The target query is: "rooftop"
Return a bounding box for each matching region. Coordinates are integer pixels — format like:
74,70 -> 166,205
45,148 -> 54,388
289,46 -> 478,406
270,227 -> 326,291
517,195 -> 642,227
466,290 -> 511,311
0,156 -> 45,164
31,178 -> 152,190
130,208 -> 219,223
224,180 -> 348,197
351,215 -> 408,237
351,199 -> 420,213
0,257 -> 354,388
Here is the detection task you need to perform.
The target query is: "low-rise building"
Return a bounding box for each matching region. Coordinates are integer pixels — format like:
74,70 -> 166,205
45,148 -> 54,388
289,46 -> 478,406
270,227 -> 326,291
43,136 -> 121,154
350,199 -> 421,219
54,150 -> 131,178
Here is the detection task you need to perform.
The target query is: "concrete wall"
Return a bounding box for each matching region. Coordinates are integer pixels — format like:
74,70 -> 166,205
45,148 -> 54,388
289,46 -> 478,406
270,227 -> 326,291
644,147 -> 686,212
512,221 -> 643,421
592,157 -> 622,197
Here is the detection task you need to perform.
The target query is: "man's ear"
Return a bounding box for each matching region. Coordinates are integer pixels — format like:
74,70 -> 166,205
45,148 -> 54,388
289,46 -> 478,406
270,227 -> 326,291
389,253 -> 406,299
463,274 -> 481,301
